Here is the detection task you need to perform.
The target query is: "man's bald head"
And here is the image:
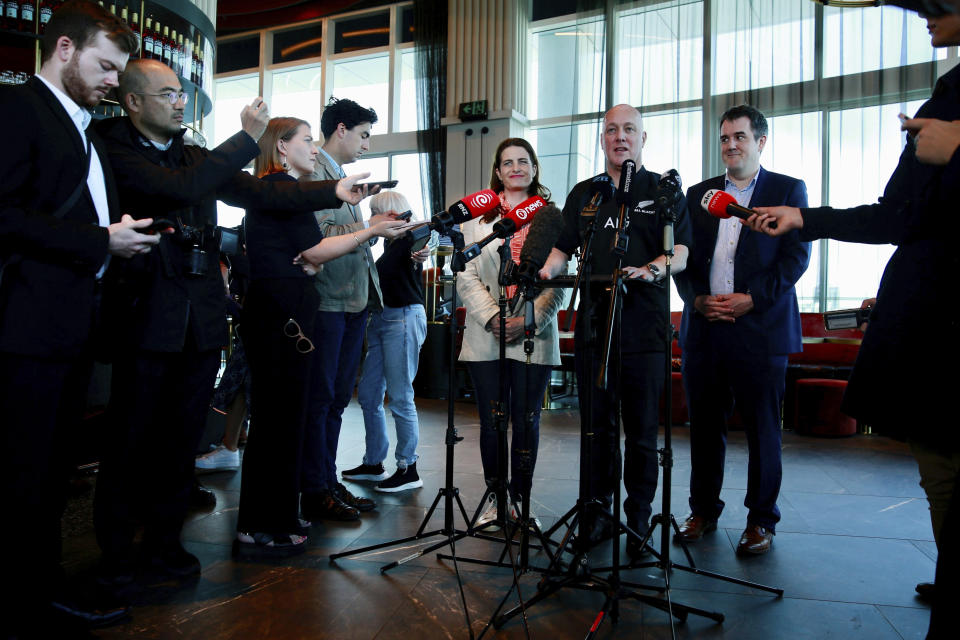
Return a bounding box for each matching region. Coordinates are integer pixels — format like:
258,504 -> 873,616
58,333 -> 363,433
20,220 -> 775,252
118,58 -> 170,109
601,103 -> 646,176
119,58 -> 186,144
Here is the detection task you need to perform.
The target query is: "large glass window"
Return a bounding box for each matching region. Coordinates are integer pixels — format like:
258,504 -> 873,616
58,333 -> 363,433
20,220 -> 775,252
617,1 -> 703,106
713,0 -> 814,94
823,5 -> 943,78
396,50 -> 418,132
528,20 -> 606,120
212,75 -> 260,148
331,55 -> 390,131
270,66 -> 324,136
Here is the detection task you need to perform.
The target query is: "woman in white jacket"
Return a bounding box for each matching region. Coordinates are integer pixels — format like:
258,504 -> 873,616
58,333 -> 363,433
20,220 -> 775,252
457,137 -> 566,527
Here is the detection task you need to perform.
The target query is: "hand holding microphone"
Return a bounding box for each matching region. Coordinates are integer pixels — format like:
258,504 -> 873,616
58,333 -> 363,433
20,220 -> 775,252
701,188 -> 803,237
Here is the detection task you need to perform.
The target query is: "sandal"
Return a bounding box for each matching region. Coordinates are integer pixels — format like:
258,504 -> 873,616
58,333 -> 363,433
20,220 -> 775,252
232,531 -> 308,558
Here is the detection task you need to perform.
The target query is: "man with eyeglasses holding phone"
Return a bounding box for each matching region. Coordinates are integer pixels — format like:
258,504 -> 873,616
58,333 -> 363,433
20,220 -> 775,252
90,58 -> 377,590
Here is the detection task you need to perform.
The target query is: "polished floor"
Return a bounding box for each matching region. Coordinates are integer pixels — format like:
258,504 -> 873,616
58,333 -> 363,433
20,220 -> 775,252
65,397 -> 935,639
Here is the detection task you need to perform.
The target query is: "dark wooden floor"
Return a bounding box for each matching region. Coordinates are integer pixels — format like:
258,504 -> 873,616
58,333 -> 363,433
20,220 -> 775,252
64,397 -> 934,639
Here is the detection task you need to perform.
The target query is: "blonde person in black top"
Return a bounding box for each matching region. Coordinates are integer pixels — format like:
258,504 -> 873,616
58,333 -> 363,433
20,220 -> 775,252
235,117 -> 406,557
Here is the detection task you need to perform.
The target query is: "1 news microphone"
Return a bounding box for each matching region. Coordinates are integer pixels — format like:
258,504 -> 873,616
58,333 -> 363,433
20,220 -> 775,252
458,195 -> 547,264
405,189 -> 500,250
700,188 -> 776,229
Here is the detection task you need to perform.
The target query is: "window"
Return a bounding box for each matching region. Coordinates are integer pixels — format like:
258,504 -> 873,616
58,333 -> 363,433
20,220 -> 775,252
272,23 -> 323,64
528,20 -> 606,120
270,66 -> 324,137
216,35 -> 260,74
331,55 -> 390,131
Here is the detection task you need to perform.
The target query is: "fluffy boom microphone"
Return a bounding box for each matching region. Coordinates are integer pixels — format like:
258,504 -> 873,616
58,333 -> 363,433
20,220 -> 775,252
458,195 -> 547,264
514,203 -> 564,294
700,188 -> 776,230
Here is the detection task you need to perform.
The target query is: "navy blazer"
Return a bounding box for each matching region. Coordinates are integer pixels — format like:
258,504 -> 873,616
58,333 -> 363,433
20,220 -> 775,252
675,167 -> 810,356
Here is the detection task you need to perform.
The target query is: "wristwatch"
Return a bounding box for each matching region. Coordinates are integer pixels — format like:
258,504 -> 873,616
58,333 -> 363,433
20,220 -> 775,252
646,263 -> 662,282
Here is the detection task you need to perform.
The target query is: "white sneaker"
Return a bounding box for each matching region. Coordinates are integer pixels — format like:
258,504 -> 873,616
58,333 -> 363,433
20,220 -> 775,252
195,445 -> 240,473
509,502 -> 542,531
474,493 -> 500,531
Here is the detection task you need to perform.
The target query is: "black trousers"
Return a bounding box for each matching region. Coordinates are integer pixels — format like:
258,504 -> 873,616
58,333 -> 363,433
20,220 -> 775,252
236,278 -> 316,535
0,351 -> 92,618
94,344 -> 220,565
575,343 -> 665,533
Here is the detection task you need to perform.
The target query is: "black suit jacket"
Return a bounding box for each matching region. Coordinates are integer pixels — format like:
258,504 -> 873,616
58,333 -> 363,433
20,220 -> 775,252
95,116 -> 344,353
0,77 -> 113,358
676,167 -> 810,356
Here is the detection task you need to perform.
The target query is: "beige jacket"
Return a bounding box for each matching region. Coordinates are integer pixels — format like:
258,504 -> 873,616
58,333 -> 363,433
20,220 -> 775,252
307,152 -> 383,313
456,212 -> 567,365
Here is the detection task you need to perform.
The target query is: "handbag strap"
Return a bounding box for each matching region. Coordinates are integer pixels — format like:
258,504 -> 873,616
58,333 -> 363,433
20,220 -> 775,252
51,135 -> 93,219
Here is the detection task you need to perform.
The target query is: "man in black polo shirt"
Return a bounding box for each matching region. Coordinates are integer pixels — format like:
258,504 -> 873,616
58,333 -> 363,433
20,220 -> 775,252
540,104 -> 690,559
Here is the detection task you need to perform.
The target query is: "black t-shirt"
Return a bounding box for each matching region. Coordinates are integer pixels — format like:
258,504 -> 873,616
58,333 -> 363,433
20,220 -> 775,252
244,172 -> 324,280
375,234 -> 424,308
556,167 -> 691,352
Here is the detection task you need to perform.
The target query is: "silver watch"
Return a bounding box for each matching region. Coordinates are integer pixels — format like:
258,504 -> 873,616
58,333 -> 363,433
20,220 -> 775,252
646,263 -> 662,282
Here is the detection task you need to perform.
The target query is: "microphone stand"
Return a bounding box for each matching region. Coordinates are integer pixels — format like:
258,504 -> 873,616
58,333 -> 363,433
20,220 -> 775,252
610,198 -> 783,640
329,230 -> 480,639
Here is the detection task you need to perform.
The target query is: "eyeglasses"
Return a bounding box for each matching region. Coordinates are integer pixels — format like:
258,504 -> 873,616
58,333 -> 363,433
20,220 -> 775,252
283,318 -> 315,354
137,90 -> 189,105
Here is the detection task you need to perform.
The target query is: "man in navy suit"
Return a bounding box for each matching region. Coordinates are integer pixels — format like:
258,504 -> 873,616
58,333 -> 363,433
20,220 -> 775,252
674,104 -> 810,555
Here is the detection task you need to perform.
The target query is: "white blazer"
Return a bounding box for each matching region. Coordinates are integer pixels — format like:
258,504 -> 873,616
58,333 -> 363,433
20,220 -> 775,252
456,211 -> 567,365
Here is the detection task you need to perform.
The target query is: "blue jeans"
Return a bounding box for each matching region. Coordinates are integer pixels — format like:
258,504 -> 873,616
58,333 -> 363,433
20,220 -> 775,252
357,305 -> 427,468
466,359 -> 552,498
301,309 -> 368,492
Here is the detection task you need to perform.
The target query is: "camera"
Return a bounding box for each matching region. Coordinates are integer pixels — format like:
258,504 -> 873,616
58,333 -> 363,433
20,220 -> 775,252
173,223 -> 240,277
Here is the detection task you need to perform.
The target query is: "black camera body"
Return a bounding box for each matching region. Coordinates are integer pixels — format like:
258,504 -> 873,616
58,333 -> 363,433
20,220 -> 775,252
823,305 -> 871,331
173,223 -> 240,277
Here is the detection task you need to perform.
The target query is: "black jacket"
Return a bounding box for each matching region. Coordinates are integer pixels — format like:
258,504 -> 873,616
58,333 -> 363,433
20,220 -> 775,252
0,77 -> 113,358
96,116 -> 343,352
799,63 -> 960,448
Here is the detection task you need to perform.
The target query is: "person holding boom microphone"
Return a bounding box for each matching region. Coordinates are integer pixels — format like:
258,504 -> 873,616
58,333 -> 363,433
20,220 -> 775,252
458,138 -> 566,529
745,9 -> 959,635
539,104 -> 691,560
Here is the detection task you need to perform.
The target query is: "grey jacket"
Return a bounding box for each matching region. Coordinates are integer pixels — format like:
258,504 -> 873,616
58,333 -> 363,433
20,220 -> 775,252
307,151 -> 383,313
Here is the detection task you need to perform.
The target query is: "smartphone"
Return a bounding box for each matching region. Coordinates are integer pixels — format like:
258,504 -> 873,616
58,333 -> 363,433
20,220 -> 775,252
144,218 -> 176,233
397,210 -> 413,222
356,180 -> 398,190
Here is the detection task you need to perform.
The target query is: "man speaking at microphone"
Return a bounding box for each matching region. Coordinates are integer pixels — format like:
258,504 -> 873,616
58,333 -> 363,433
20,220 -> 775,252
540,104 -> 690,559
674,104 -> 810,555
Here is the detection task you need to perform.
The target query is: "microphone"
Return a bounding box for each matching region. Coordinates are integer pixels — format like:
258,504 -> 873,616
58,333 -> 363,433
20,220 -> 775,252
700,188 -> 777,230
617,160 -> 637,205
514,204 -> 564,295
655,169 -> 683,211
612,159 -> 636,257
406,189 -> 500,248
458,195 -> 547,264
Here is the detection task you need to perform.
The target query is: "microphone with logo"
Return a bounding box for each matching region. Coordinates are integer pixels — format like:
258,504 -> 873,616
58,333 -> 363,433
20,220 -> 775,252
457,195 -> 547,265
700,188 -> 776,229
612,159 -> 636,257
405,189 -> 501,252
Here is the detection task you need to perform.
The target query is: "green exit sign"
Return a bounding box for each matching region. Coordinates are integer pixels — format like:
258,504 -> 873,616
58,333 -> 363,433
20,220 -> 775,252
458,100 -> 488,121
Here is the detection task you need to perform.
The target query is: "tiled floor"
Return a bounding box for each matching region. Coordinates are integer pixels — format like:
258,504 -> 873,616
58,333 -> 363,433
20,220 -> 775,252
68,398 -> 933,639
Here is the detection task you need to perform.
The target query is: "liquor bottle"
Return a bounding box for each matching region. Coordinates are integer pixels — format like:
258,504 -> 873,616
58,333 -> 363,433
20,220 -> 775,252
5,0 -> 20,31
108,1 -> 115,17
38,0 -> 52,34
142,16 -> 155,60
178,31 -> 187,77
18,0 -> 35,32
162,25 -> 171,68
129,10 -> 140,56
197,48 -> 204,89
190,42 -> 198,85
170,28 -> 179,74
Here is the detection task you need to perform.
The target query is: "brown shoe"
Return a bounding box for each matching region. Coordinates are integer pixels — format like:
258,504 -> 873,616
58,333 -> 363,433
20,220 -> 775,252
736,524 -> 773,555
675,514 -> 717,542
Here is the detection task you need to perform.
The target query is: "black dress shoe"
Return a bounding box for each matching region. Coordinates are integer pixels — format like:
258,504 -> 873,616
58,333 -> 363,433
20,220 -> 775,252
49,587 -> 130,630
189,478 -> 217,509
335,482 -> 376,512
141,544 -> 201,579
301,490 -> 360,522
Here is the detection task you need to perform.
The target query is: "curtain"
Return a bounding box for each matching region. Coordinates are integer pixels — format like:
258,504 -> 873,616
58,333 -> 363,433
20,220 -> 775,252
414,0 -> 448,216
